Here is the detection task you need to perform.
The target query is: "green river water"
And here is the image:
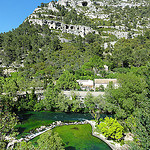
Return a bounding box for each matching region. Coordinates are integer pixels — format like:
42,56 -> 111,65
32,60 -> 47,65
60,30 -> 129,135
16,111 -> 111,150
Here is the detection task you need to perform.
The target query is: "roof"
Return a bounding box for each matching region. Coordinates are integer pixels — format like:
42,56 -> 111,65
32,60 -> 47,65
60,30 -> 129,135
76,80 -> 93,82
94,79 -> 117,84
76,80 -> 93,85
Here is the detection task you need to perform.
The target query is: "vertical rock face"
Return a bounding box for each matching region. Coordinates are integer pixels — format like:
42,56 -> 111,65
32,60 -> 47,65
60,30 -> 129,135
57,0 -> 70,7
27,0 -> 149,39
26,0 -> 99,37
57,0 -> 98,20
77,0 -> 92,7
57,0 -> 93,8
28,18 -> 98,37
48,2 -> 59,12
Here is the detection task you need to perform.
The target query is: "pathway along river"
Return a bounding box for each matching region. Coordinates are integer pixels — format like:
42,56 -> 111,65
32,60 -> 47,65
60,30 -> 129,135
16,111 -> 112,150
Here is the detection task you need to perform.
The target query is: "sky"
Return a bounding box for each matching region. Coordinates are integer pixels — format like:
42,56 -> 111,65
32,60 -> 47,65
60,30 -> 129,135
0,0 -> 52,33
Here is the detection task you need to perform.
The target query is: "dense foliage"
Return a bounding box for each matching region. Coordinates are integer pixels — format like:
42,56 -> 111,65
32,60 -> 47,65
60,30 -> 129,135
98,117 -> 124,140
0,112 -> 18,149
103,65 -> 150,149
14,130 -> 64,150
0,1 -> 150,149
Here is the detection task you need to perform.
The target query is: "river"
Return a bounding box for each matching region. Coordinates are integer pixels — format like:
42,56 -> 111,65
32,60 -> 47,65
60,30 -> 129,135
16,111 -> 112,150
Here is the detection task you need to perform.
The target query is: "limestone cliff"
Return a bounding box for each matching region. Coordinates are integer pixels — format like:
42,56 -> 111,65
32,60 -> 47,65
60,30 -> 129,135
26,0 -> 149,39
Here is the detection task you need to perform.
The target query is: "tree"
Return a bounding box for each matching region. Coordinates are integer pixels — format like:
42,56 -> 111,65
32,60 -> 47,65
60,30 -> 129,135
0,112 -> 18,149
85,33 -> 95,44
104,72 -> 147,119
83,56 -> 104,72
0,34 -> 3,47
2,77 -> 18,97
84,93 -> 101,121
132,48 -> 149,67
56,71 -> 80,90
0,77 -> 4,94
27,88 -> 37,110
14,141 -> 35,150
69,91 -> 82,112
42,80 -> 60,110
112,42 -> 133,68
37,130 -> 64,150
55,91 -> 82,113
98,117 -> 124,140
126,114 -> 150,150
55,93 -> 71,112
50,35 -> 62,52
104,70 -> 150,149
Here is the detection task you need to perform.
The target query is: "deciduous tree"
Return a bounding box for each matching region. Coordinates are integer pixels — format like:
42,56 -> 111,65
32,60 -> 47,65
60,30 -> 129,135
98,117 -> 124,140
37,130 -> 64,150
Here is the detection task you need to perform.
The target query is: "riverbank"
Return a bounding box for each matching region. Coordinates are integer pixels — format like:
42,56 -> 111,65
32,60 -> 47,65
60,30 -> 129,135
15,111 -> 94,138
6,121 -> 87,149
7,120 -> 128,150
87,120 -> 129,150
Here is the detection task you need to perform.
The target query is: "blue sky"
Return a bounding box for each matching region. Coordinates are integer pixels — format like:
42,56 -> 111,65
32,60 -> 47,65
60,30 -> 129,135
0,0 -> 52,33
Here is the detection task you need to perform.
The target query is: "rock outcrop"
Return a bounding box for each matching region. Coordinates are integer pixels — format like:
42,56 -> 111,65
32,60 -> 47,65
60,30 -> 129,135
26,0 -> 148,39
29,19 -> 98,37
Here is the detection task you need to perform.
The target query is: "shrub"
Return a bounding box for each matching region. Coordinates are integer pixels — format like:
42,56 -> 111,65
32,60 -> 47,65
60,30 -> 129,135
98,117 -> 124,140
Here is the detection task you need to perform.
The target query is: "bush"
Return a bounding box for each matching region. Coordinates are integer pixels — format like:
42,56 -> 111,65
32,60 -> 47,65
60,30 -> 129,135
98,117 -> 124,140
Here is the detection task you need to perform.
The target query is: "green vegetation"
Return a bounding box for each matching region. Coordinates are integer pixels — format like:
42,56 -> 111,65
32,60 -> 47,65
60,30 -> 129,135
15,111 -> 93,139
103,66 -> 150,149
14,141 -> 35,150
0,0 -> 150,149
14,130 -> 64,150
37,130 -> 64,150
107,35 -> 150,68
52,124 -> 111,150
0,112 -> 18,149
98,117 -> 124,140
56,71 -> 80,90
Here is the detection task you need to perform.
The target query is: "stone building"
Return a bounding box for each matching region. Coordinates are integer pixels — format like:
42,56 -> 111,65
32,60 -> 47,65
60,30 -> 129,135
94,79 -> 118,89
76,80 -> 94,90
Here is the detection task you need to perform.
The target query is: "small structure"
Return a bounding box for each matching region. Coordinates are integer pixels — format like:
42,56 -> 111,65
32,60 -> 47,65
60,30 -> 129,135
63,91 -> 104,101
77,80 -> 93,90
94,79 -> 118,89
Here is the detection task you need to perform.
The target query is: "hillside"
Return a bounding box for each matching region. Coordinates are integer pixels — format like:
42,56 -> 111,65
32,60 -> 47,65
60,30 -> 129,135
28,0 -> 150,39
0,0 -> 149,72
0,0 -> 150,150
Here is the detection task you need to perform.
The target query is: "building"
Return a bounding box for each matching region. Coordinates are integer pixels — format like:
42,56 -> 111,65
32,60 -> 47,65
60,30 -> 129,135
94,79 -> 118,89
76,80 -> 94,90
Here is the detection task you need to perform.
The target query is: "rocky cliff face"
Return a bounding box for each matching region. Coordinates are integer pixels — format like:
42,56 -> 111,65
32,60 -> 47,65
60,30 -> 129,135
26,0 -> 149,39
27,0 -> 99,37
29,18 -> 98,37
